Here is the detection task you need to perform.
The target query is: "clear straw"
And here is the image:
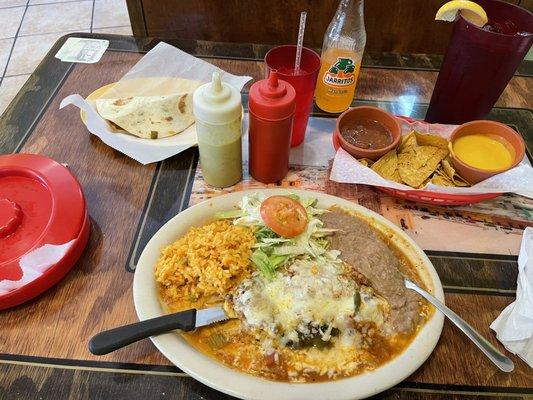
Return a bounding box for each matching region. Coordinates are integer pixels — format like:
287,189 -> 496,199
294,11 -> 307,74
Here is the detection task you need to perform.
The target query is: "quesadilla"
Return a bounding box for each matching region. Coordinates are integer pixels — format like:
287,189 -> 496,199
96,92 -> 195,139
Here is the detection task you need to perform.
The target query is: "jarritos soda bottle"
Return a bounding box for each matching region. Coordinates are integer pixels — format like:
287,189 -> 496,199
315,0 -> 366,113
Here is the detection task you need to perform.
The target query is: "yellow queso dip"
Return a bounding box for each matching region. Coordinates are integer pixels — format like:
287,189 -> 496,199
452,134 -> 515,171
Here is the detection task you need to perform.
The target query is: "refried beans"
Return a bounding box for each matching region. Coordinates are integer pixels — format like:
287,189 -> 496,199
320,208 -> 421,333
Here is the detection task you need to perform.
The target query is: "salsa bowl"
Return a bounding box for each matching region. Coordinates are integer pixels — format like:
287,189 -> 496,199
335,106 -> 402,161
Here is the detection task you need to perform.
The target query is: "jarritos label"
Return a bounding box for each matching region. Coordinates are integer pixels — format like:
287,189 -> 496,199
323,57 -> 356,87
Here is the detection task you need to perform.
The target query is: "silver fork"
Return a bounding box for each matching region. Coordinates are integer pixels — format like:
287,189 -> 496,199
405,279 -> 514,373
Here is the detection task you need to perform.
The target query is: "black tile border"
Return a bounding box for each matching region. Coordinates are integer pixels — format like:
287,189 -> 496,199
0,353 -> 183,374
1,353 -> 532,397
426,251 -> 516,261
125,148 -> 198,273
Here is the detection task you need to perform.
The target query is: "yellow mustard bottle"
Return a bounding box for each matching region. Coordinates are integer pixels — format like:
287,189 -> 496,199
193,72 -> 243,187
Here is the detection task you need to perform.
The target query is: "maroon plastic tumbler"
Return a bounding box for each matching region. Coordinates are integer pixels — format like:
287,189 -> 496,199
426,0 -> 533,124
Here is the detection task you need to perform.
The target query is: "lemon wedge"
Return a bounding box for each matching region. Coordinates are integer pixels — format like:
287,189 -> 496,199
435,0 -> 488,27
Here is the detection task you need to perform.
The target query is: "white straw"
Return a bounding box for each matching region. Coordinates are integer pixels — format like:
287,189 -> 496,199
294,11 -> 307,73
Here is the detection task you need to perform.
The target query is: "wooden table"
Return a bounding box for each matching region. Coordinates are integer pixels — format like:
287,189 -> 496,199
0,33 -> 532,400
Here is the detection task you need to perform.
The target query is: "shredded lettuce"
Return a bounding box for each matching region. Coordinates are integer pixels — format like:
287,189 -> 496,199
254,226 -> 279,241
218,193 -> 338,278
250,249 -> 288,280
214,209 -> 244,219
250,249 -> 274,279
233,194 -> 265,226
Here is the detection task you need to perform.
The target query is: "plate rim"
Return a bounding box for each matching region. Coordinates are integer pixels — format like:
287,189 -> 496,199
133,188 -> 445,400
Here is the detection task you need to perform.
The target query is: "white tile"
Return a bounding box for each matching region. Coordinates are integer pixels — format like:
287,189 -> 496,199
0,74 -> 29,115
0,6 -> 24,39
7,32 -> 62,75
0,37 -> 14,74
29,0 -> 80,3
6,31 -> 90,75
92,25 -> 131,35
20,1 -> 92,35
0,0 -> 26,7
93,0 -> 130,29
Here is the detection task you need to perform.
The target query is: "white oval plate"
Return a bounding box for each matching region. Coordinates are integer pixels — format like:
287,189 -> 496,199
134,189 -> 445,400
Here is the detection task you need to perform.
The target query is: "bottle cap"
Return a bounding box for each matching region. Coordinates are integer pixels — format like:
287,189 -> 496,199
249,70 -> 296,121
193,72 -> 242,124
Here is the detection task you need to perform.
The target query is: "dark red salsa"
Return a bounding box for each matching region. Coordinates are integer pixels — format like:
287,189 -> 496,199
341,118 -> 392,150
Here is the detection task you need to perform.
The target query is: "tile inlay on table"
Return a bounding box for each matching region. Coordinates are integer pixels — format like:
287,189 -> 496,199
0,0 -> 131,115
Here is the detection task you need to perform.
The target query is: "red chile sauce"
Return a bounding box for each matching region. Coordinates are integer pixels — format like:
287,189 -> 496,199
341,118 -> 392,150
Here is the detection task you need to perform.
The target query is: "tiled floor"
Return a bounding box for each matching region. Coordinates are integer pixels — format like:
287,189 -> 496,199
0,0 -> 131,115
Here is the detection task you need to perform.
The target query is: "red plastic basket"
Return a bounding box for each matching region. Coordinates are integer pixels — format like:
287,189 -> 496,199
331,117 -> 500,206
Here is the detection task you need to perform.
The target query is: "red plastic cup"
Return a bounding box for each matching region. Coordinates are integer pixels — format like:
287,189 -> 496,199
265,45 -> 321,147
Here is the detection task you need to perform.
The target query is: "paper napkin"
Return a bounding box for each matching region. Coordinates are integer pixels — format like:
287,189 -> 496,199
490,227 -> 533,367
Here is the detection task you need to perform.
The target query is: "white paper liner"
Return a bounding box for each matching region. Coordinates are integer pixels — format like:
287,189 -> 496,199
60,42 -> 252,165
490,228 -> 533,367
330,118 -> 533,196
0,240 -> 76,295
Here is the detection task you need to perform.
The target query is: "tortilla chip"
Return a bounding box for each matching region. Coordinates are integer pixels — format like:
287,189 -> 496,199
433,148 -> 449,164
358,158 -> 374,167
441,158 -> 455,179
414,131 -> 449,150
400,146 -> 437,169
418,176 -> 431,188
431,173 -> 455,187
371,150 -> 401,183
398,146 -> 448,188
453,174 -> 470,187
398,131 -> 417,153
370,129 -> 467,189
432,168 -> 456,186
441,158 -> 471,187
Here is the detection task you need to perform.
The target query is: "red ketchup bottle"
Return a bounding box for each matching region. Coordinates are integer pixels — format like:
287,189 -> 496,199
248,70 -> 296,183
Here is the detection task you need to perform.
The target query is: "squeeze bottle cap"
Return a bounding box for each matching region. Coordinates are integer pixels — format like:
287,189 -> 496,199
193,72 -> 242,124
249,70 -> 296,121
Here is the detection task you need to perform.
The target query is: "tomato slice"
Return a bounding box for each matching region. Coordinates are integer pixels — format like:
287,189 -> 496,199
260,196 -> 308,238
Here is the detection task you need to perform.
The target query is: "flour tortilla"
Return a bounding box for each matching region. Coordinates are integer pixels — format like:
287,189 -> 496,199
95,92 -> 195,139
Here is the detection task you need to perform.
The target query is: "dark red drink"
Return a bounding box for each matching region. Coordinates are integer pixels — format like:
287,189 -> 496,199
426,0 -> 532,124
265,45 -> 321,147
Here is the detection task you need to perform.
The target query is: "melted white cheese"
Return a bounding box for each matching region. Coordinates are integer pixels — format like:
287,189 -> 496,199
233,259 -> 357,343
354,287 -> 389,327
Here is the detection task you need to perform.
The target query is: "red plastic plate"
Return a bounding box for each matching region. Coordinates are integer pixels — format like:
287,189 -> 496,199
0,154 -> 90,309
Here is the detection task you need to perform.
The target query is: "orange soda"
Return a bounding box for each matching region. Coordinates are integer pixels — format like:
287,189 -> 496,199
315,0 -> 366,113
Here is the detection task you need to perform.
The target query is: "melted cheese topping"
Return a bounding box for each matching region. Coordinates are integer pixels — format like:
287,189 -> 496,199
233,259 -> 358,344
355,287 -> 389,327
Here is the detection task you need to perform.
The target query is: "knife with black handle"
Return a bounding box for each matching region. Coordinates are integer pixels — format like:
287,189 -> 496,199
89,306 -> 227,355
